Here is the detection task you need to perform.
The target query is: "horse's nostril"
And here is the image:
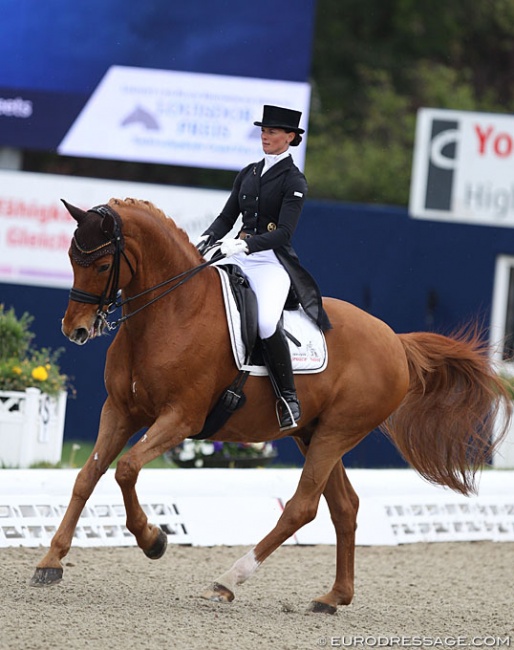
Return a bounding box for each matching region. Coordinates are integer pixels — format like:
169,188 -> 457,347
71,327 -> 89,345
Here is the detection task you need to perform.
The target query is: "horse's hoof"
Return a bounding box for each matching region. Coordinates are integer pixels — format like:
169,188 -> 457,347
201,582 -> 235,603
144,527 -> 168,560
307,600 -> 338,615
30,567 -> 63,587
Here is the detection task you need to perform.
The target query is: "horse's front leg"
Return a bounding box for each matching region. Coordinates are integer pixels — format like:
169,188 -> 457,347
30,400 -> 135,586
114,410 -> 193,559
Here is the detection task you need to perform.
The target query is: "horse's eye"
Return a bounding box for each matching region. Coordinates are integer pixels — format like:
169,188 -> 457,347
97,263 -> 110,274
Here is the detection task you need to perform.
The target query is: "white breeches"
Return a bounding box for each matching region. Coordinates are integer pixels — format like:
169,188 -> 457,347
217,248 -> 291,339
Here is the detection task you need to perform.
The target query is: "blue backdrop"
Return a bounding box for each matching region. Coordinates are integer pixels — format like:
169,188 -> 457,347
0,0 -> 316,150
2,199 -> 513,467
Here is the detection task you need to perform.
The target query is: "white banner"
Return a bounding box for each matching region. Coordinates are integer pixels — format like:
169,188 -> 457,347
58,67 -> 310,172
0,170 -> 227,289
410,107 -> 514,227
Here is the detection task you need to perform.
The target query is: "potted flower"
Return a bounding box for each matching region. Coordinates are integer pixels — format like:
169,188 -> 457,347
0,305 -> 70,467
166,439 -> 278,468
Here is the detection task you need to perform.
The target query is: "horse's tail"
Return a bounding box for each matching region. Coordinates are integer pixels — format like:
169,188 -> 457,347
380,329 -> 512,495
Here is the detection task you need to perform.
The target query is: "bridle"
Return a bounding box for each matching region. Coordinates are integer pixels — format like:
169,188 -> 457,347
69,205 -> 133,315
69,204 -> 222,331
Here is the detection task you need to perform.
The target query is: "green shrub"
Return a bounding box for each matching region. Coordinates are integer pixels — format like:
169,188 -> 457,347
0,305 -> 34,362
0,305 -> 69,397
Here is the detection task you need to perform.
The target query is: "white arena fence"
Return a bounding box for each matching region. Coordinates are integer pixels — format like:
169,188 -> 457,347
0,468 -> 513,548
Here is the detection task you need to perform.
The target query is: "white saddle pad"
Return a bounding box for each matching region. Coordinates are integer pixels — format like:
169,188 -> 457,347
216,267 -> 328,377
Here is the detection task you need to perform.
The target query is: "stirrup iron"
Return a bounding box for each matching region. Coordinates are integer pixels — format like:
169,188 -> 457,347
275,396 -> 300,431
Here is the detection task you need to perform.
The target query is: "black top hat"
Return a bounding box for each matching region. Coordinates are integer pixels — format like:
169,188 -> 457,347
254,105 -> 305,134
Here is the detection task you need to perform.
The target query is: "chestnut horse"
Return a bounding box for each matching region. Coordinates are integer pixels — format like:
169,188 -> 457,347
31,197 -> 510,614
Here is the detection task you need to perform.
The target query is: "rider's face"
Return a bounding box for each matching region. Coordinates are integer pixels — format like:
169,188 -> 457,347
260,127 -> 294,155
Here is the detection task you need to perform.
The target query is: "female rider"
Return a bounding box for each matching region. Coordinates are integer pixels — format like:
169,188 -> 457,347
198,105 -> 330,430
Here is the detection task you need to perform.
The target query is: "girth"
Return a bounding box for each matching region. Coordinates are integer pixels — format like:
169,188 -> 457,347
189,264 -> 257,441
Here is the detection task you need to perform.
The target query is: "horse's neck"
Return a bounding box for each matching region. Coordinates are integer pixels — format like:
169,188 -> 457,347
123,218 -> 217,324
111,209 -> 236,399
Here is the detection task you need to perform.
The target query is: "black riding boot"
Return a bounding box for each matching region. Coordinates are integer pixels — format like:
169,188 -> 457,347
261,326 -> 301,430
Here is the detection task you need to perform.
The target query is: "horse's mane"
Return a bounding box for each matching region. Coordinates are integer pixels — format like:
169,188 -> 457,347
109,197 -> 201,261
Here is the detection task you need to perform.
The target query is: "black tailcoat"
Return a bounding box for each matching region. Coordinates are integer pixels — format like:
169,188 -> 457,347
204,155 -> 331,330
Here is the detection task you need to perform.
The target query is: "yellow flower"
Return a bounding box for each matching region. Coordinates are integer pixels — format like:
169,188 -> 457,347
12,366 -> 22,375
31,366 -> 49,382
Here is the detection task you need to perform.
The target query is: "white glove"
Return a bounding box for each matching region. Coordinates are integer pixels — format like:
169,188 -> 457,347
219,239 -> 249,258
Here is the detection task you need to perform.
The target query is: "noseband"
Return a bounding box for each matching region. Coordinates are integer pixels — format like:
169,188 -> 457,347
69,204 -> 222,331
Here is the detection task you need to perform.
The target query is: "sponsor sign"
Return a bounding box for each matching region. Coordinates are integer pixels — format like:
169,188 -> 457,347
0,170 -> 227,289
58,67 -> 310,171
0,1 -> 316,154
410,107 -> 514,227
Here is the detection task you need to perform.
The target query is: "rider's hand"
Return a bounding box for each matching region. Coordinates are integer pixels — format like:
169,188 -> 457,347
196,234 -> 214,255
219,239 -> 249,258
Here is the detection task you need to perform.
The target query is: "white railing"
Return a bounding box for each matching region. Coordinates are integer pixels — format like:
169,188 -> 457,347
0,468 -> 512,548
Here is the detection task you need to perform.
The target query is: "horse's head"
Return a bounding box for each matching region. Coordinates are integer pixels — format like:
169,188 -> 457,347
61,200 -> 134,345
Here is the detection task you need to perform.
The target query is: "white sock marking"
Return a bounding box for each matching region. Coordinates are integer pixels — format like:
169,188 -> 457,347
216,548 -> 260,592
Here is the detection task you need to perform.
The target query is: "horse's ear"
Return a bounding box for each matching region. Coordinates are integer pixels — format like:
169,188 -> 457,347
61,199 -> 87,223
101,211 -> 116,238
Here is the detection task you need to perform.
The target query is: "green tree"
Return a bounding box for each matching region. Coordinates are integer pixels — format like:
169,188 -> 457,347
308,0 -> 514,205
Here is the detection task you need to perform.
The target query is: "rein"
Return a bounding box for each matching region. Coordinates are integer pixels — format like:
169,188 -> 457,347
107,252 -> 223,330
69,204 -> 223,331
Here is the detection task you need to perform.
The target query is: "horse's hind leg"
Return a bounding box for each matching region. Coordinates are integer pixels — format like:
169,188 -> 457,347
291,439 -> 359,613
202,432 -> 346,607
307,461 -> 359,614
